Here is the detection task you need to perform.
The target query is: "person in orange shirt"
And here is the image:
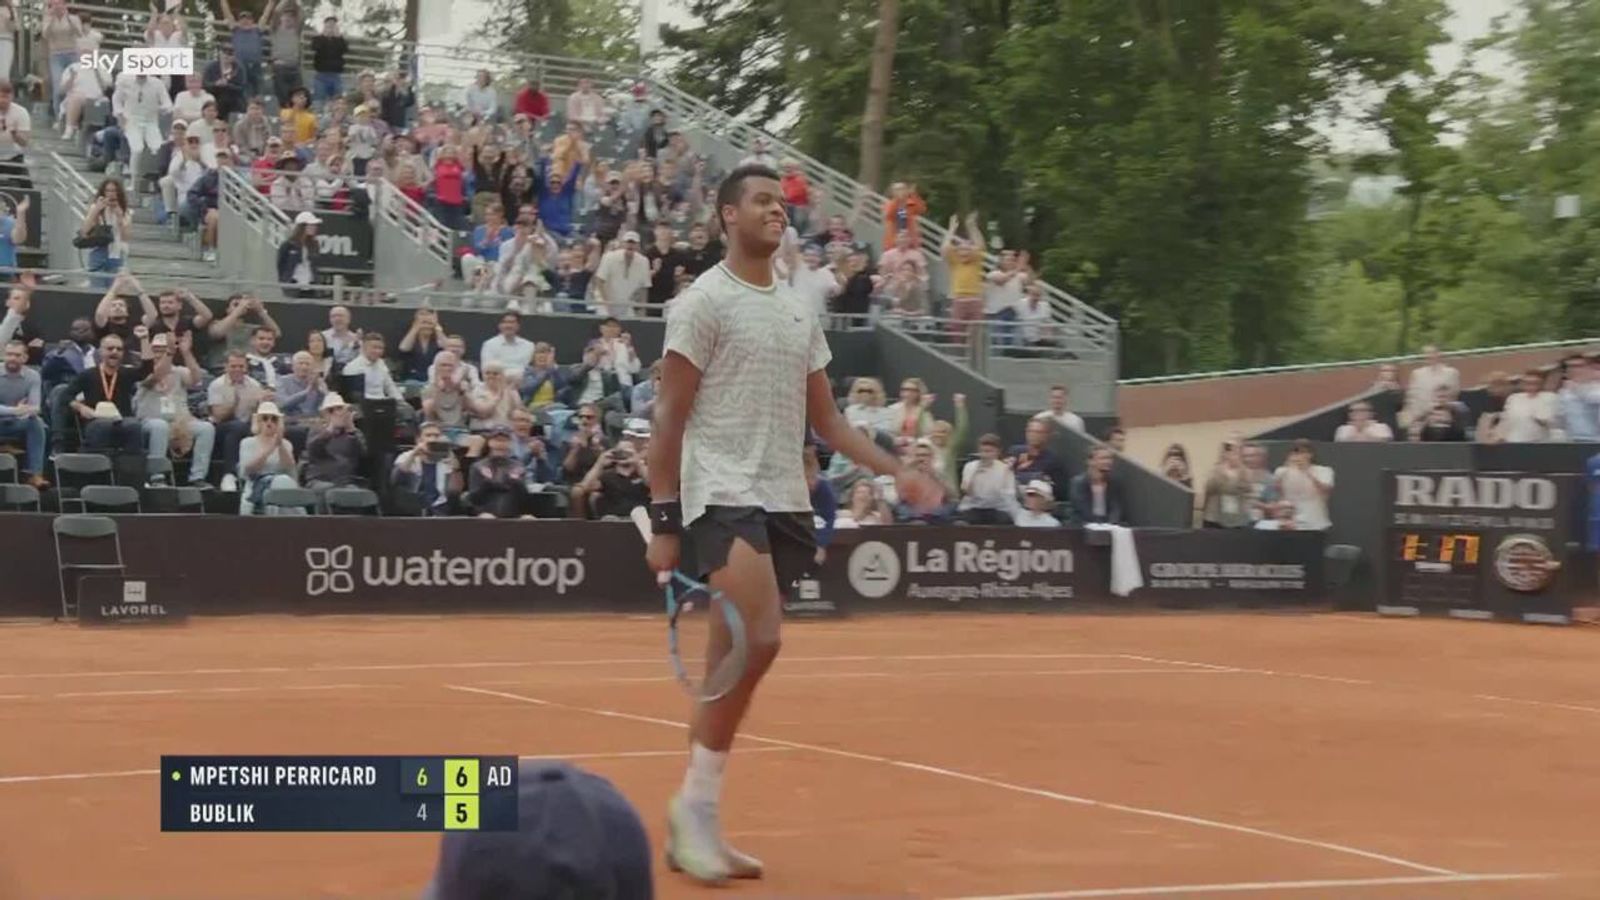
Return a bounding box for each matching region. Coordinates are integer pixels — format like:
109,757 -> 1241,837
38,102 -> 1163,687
883,181 -> 926,246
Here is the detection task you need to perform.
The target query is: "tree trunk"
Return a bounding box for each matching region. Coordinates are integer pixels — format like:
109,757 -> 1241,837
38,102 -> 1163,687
857,0 -> 900,192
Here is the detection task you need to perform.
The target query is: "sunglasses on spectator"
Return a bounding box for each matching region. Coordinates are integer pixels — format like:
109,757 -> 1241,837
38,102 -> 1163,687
577,414 -> 596,421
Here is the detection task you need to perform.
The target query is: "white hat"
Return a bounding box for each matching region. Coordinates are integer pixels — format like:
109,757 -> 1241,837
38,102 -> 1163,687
1023,479 -> 1053,497
620,230 -> 640,243
91,401 -> 122,420
319,393 -> 349,411
254,401 -> 284,419
622,417 -> 651,438
294,211 -> 323,226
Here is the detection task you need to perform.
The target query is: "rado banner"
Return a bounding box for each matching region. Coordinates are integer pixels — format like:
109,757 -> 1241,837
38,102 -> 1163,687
1382,470 -> 1580,623
311,211 -> 375,271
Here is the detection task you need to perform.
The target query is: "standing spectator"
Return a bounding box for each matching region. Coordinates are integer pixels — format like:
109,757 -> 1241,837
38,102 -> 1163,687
207,293 -> 282,362
780,160 -> 812,234
70,333 -> 143,457
672,223 -> 722,279
1475,371 -> 1514,440
882,181 -> 926,247
1273,439 -> 1334,530
397,308 -> 443,386
111,74 -> 171,186
341,333 -> 404,402
422,351 -> 480,452
565,78 -> 607,131
302,393 -> 366,494
236,401 -> 302,515
644,221 -> 680,316
1016,279 -> 1056,347
466,426 -> 531,518
543,245 -> 596,314
832,245 -> 875,324
0,3 -> 13,87
209,350 -> 267,492
39,0 -> 84,110
378,69 -> 416,131
392,421 -> 464,516
0,193 -> 25,278
203,45 -> 247,120
885,378 -> 935,438
464,70 -> 499,121
1334,401 -> 1394,442
1160,443 -> 1193,488
928,394 -> 969,487
640,109 -> 670,159
1402,344 -> 1460,430
279,87 -> 317,149
1201,440 -> 1252,528
1069,446 -> 1126,525
984,249 -> 1028,341
958,434 -> 1018,525
469,363 -> 520,434
1407,385 -> 1470,442
79,179 -> 132,289
270,155 -> 316,214
220,0 -> 267,100
1239,441 -> 1276,523
1032,384 -> 1084,434
431,144 -> 470,233
171,74 -> 215,124
843,377 -> 893,433
319,305 -> 361,367
593,232 -> 651,317
941,214 -> 986,340
587,318 -> 641,392
346,104 -> 379,175
1559,356 -> 1600,441
876,230 -> 928,289
92,281 -> 139,353
58,34 -> 111,142
790,243 -> 839,325
480,313 -> 536,383
0,79 -> 24,190
805,445 -> 836,560
0,338 -> 47,487
134,331 -> 214,487
1008,418 -> 1068,501
535,158 -> 582,238
513,77 -> 550,124
266,0 -> 305,107
277,211 -> 321,298
1495,368 -> 1559,443
1014,481 -> 1062,528
310,16 -> 348,106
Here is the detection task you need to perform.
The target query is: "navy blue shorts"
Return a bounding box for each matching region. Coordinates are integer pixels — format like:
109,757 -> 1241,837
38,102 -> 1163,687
683,505 -> 817,592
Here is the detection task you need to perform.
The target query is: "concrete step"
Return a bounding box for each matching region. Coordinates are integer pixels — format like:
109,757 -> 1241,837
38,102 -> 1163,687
128,238 -> 198,261
116,256 -> 219,280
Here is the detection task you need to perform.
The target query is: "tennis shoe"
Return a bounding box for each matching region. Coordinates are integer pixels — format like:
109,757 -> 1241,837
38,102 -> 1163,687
720,842 -> 764,879
666,792 -> 730,884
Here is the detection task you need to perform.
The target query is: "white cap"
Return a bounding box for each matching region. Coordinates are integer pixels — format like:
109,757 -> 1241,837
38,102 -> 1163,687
294,211 -> 323,226
620,230 -> 640,244
1024,479 -> 1053,496
320,392 -> 349,411
254,401 -> 284,419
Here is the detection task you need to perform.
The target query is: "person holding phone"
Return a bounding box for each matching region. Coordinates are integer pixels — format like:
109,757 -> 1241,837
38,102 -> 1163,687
392,421 -> 463,516
1272,439 -> 1334,530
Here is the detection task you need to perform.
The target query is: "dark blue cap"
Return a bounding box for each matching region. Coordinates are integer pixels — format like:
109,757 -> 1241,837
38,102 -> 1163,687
424,760 -> 652,900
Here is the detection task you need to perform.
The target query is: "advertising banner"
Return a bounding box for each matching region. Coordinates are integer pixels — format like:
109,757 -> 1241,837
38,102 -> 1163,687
311,211 -> 375,271
1132,529 -> 1326,605
1381,470 -> 1579,622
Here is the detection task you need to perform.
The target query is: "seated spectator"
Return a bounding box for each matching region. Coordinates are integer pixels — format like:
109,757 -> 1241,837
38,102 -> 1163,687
275,351 -> 327,430
237,401 -> 303,515
460,202 -> 515,290
1069,446 -> 1126,526
1272,439 -> 1333,530
593,232 -> 651,317
1559,356 -> 1600,441
209,350 -> 268,492
58,34 -> 111,142
469,362 -> 521,433
1160,443 -> 1192,488
1408,385 -> 1470,442
563,403 -> 609,513
302,394 -> 366,493
1008,417 -> 1068,501
844,377 -> 894,433
204,45 -> 247,120
881,259 -> 930,324
1254,501 -> 1301,531
836,479 -> 891,528
0,338 -> 48,487
1495,368 -> 1559,443
1373,362 -> 1402,392
421,351 -> 481,454
1033,384 -> 1085,434
392,421 -> 464,516
885,377 -> 935,438
984,249 -> 1029,340
630,360 -> 662,422
1014,480 -> 1062,528
270,156 -> 317,215
927,393 -> 969,486
958,434 -> 1019,525
894,440 -> 954,523
480,312 -> 535,383
43,318 -> 98,450
543,245 -> 596,314
1015,278 -> 1056,348
466,426 -> 532,518
244,325 -> 288,388
342,333 -> 405,402
280,86 -> 317,148
321,306 -> 362,367
70,333 -> 143,457
1104,426 -> 1127,454
1201,440 -> 1251,528
134,331 -> 214,487
565,77 -> 607,131
805,445 -> 836,559
397,308 -> 443,386
172,73 -> 214,124
876,229 -> 927,288
1334,401 -> 1393,442
577,440 -> 649,520
519,342 -> 573,412
508,408 -> 559,482
206,293 -> 283,361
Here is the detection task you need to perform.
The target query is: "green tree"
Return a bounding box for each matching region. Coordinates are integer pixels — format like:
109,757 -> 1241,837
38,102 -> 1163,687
477,0 -> 640,64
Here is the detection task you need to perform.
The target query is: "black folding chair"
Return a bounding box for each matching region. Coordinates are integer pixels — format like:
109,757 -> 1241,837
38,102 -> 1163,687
80,485 -> 142,514
53,515 -> 125,619
144,486 -> 206,514
54,453 -> 114,511
325,487 -> 381,516
263,486 -> 320,515
0,453 -> 17,483
0,482 -> 41,511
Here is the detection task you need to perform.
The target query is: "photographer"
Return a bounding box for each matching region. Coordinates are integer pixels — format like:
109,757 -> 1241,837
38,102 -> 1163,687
392,421 -> 463,517
562,402 -> 609,517
576,440 -> 649,520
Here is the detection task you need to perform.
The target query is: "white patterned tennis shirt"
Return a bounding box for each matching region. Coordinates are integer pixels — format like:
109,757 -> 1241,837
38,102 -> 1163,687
663,263 -> 833,526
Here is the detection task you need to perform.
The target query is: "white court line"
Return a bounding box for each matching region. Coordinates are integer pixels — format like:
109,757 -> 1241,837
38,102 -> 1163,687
1473,694 -> 1600,716
0,748 -> 793,787
20,683 -> 382,701
0,653 -> 1124,681
446,684 -> 1457,876
475,667 -> 1242,686
1117,654 -> 1376,686
939,872 -> 1554,899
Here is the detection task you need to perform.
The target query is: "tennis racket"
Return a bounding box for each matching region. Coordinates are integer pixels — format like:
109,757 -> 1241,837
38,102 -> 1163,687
631,506 -> 748,702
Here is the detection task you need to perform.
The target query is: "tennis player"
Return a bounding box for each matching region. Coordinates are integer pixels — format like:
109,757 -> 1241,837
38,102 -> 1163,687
645,163 -> 939,884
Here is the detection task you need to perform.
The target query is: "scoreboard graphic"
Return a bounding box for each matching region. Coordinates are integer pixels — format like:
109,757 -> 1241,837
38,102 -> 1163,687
161,757 -> 519,831
1381,470 -> 1578,624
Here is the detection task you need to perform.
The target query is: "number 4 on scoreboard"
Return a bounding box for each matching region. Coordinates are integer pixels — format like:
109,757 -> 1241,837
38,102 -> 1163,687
416,803 -> 427,822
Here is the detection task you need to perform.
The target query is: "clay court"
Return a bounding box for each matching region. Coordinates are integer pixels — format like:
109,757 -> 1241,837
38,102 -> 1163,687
2,611 -> 1597,899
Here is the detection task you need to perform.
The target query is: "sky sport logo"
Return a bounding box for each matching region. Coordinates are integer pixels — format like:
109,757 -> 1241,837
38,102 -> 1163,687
303,545 -> 587,597
78,47 -> 195,77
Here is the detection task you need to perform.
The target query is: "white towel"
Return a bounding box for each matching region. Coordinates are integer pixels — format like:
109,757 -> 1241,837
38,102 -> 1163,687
1087,524 -> 1144,597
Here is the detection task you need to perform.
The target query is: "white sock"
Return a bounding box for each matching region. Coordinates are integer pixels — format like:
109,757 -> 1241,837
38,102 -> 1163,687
680,742 -> 726,807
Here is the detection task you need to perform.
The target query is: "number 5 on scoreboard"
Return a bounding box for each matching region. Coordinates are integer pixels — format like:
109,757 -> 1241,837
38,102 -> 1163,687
444,796 -> 479,830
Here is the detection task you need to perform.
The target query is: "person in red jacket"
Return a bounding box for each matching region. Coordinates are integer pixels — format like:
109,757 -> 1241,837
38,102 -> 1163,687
432,144 -> 468,232
882,181 -> 926,247
780,159 -> 811,233
514,77 -> 551,124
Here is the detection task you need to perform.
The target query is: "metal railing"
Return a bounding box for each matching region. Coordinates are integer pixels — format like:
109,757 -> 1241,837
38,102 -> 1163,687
218,164 -> 291,294
44,152 -> 98,270
370,179 -> 453,293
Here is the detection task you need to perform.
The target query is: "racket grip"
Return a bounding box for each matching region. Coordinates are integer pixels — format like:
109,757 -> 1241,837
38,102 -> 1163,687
633,506 -> 674,586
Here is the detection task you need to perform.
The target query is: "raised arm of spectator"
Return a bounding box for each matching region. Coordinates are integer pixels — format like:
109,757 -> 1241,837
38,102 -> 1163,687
940,215 -> 958,257
208,297 -> 246,339
182,289 -> 214,329
964,212 -> 983,247
252,299 -> 282,336
177,331 -> 202,383
93,277 -> 124,328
